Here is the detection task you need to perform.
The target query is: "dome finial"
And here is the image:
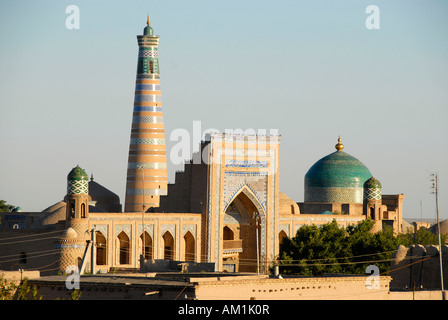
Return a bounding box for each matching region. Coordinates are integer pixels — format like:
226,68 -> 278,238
147,14 -> 150,26
335,136 -> 344,151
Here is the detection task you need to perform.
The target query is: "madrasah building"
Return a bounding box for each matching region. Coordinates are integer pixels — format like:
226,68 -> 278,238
0,19 -> 405,275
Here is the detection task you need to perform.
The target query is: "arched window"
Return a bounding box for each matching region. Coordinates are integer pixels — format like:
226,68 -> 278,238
184,231 -> 195,262
278,230 -> 288,248
162,231 -> 174,260
96,232 -> 107,265
149,60 -> 154,73
81,203 -> 86,218
223,226 -> 234,240
70,202 -> 75,218
140,232 -> 153,260
117,231 -> 130,265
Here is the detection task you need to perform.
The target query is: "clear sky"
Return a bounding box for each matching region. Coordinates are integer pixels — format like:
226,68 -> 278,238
0,0 -> 447,220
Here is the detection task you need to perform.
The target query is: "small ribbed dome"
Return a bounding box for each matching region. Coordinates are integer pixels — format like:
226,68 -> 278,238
364,177 -> 382,189
67,165 -> 88,181
64,227 -> 78,239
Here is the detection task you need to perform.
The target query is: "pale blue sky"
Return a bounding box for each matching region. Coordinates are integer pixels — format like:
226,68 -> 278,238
0,0 -> 447,220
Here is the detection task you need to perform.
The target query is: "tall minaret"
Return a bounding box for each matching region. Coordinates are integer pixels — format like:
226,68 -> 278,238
125,17 -> 168,212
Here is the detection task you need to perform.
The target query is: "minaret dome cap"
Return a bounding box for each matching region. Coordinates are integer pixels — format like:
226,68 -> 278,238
143,15 -> 154,36
67,165 -> 88,181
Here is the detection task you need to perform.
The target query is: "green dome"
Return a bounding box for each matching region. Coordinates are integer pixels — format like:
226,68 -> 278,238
143,16 -> 154,36
67,165 -> 88,181
364,177 -> 382,189
144,25 -> 153,36
67,165 -> 89,195
304,138 -> 372,204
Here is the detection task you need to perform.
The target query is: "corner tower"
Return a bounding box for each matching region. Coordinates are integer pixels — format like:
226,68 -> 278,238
125,17 -> 168,212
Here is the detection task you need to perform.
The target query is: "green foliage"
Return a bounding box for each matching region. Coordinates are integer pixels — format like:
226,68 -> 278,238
0,273 -> 17,300
0,200 -> 14,212
16,278 -> 42,300
70,289 -> 81,300
278,219 -> 444,277
396,227 -> 447,246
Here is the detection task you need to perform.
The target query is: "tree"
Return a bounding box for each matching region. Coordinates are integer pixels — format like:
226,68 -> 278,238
397,227 -> 447,246
0,200 -> 14,212
278,219 -> 400,276
0,273 -> 17,300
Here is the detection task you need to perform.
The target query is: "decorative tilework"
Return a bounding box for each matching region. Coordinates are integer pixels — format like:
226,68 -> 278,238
95,225 -> 108,240
115,224 -> 131,238
223,171 -> 267,211
130,138 -> 165,145
139,50 -> 159,57
138,224 -> 154,238
136,74 -> 160,80
135,84 -> 161,91
132,115 -> 163,124
161,224 -> 176,237
224,160 -> 268,168
127,162 -> 167,169
133,106 -> 163,112
305,186 -> 364,204
224,211 -> 242,224
67,180 -> 88,195
364,187 -> 381,200
134,94 -> 162,102
125,188 -> 168,196
279,224 -> 290,237
182,225 -> 196,238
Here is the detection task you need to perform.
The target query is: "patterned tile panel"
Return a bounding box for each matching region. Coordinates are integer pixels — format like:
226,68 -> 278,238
305,186 -> 364,204
223,171 -> 267,210
132,115 -> 163,124
130,138 -> 165,145
364,187 -> 382,200
67,180 -> 88,195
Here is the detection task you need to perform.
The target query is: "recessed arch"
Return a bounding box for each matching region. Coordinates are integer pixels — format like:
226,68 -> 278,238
117,231 -> 130,265
278,230 -> 288,248
162,231 -> 175,260
96,231 -> 107,265
222,187 -> 266,273
223,226 -> 234,240
224,185 -> 266,219
183,231 -> 195,262
140,231 -> 153,260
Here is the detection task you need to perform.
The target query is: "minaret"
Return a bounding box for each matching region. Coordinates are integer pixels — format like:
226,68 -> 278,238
124,17 -> 168,212
58,165 -> 90,274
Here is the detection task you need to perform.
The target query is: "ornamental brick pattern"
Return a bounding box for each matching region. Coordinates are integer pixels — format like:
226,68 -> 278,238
125,20 -> 168,212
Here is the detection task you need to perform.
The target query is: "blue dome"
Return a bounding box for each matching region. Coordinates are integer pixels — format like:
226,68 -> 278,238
304,138 -> 372,204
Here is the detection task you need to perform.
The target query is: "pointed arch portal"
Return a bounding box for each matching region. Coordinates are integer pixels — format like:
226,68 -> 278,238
222,186 -> 266,273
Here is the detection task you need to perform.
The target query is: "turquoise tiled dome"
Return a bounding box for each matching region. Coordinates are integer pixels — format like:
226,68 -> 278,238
304,138 -> 372,204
